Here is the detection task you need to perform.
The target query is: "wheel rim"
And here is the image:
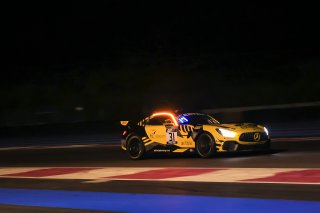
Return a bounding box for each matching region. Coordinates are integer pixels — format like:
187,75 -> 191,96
197,134 -> 212,156
129,139 -> 141,157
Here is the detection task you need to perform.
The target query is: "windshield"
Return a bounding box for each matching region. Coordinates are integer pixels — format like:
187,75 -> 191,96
177,113 -> 219,125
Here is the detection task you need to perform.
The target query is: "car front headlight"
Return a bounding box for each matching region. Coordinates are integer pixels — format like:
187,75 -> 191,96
217,128 -> 236,138
264,127 -> 269,135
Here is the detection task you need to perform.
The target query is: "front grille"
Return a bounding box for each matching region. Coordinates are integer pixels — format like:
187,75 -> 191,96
239,132 -> 268,142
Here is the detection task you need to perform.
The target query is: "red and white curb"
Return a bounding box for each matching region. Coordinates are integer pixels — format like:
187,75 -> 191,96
0,167 -> 319,185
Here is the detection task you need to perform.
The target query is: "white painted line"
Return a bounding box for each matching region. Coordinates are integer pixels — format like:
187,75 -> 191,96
203,101 -> 320,113
82,179 -> 111,183
0,144 -> 119,151
272,137 -> 320,142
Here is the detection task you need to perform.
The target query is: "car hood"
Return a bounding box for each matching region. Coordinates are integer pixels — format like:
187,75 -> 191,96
210,123 -> 264,132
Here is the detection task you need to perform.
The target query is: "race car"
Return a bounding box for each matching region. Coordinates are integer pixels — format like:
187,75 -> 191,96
120,112 -> 270,159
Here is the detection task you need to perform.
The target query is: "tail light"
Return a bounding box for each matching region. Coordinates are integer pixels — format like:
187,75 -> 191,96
122,130 -> 127,136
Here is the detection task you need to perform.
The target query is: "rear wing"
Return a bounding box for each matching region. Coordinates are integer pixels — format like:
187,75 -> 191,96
120,121 -> 129,126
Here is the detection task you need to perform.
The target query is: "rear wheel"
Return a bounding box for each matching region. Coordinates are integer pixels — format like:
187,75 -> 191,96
196,132 -> 216,158
127,136 -> 145,160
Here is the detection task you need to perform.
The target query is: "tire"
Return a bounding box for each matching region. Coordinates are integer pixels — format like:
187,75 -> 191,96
126,136 -> 145,160
196,132 -> 216,158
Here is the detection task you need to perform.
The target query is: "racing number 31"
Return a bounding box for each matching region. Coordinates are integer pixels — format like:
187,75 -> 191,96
169,132 -> 175,141
166,130 -> 177,144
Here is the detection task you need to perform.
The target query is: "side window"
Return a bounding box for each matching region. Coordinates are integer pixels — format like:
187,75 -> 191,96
146,115 -> 174,125
147,117 -> 163,125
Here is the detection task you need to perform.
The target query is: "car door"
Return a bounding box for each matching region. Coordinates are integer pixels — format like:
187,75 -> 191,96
144,115 -> 177,146
176,124 -> 195,148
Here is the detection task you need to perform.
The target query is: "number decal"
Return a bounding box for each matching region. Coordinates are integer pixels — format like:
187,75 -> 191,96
169,132 -> 175,142
166,129 -> 177,145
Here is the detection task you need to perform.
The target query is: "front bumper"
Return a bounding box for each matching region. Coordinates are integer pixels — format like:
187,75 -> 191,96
222,140 -> 271,152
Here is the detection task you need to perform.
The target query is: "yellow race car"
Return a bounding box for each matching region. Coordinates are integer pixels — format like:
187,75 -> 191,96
121,112 -> 270,159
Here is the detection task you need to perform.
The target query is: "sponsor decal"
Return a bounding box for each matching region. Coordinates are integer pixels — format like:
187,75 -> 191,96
150,130 -> 156,138
154,149 -> 170,152
181,141 -> 193,146
150,130 -> 165,139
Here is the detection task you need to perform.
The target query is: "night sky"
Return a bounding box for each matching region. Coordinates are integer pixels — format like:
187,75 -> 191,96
5,2 -> 319,65
2,2 -> 320,122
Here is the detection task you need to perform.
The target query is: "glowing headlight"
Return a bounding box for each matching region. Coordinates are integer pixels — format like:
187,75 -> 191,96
264,127 -> 269,135
217,128 -> 236,138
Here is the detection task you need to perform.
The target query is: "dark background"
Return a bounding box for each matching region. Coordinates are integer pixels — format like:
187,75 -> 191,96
2,2 -> 320,126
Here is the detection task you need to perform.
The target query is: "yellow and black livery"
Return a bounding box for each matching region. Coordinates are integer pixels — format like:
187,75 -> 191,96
121,112 -> 270,159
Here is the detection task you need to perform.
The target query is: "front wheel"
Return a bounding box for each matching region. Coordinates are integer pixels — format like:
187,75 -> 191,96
196,132 -> 216,158
127,136 -> 145,160
264,140 -> 271,150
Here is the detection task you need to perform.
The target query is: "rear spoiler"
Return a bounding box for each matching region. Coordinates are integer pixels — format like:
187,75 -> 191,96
120,121 -> 129,126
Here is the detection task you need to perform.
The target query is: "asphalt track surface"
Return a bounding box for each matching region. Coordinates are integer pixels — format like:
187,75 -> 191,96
0,140 -> 320,168
0,135 -> 319,212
